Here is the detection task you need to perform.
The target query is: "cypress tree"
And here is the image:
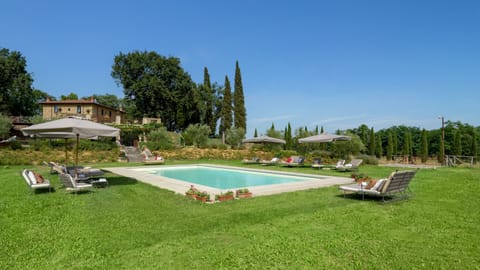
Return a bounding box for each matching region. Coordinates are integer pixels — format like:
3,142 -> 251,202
220,76 -> 232,140
420,129 -> 428,163
403,132 -> 413,158
387,131 -> 394,161
285,122 -> 293,150
315,125 -> 319,135
375,134 -> 383,158
368,128 -> 375,156
254,128 -> 258,137
471,130 -> 477,164
392,130 -> 398,156
203,67 -> 215,135
438,133 -> 445,164
321,126 -> 324,133
233,61 -> 246,130
453,129 -> 462,156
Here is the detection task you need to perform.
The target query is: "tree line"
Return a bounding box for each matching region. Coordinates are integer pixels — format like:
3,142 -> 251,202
258,121 -> 479,163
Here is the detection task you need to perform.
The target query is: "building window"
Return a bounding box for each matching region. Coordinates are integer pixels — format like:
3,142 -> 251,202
101,109 -> 104,115
77,105 -> 81,113
54,105 -> 58,113
109,111 -> 112,117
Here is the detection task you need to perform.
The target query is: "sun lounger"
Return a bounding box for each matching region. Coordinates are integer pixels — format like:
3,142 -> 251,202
311,158 -> 324,169
260,157 -> 280,166
59,173 -> 93,193
21,169 -> 53,193
242,157 -> 260,164
336,159 -> 363,171
143,156 -> 165,165
280,156 -> 305,167
339,170 -> 416,202
67,166 -> 104,179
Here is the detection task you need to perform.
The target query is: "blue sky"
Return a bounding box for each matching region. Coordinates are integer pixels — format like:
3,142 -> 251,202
2,0 -> 479,136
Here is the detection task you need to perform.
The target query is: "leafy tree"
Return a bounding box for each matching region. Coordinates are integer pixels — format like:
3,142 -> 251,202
266,124 -> 282,139
386,131 -> 394,161
219,76 -> 232,139
30,89 -> 53,115
111,50 -> 198,131
60,93 -> 79,100
183,124 -> 210,148
333,133 -> 365,160
92,94 -> 121,109
233,61 -> 246,130
226,127 -> 245,149
0,114 -> 12,139
420,129 -> 429,163
0,48 -> 36,116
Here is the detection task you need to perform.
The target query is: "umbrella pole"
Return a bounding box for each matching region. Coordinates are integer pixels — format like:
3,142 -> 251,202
75,134 -> 79,178
64,138 -> 68,164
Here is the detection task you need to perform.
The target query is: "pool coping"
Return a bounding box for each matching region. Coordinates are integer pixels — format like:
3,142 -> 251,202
102,164 -> 354,197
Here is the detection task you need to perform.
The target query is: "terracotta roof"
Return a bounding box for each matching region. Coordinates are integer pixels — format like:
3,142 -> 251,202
39,99 -> 96,104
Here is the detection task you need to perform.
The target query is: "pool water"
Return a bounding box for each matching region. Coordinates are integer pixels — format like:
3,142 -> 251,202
151,166 -> 308,189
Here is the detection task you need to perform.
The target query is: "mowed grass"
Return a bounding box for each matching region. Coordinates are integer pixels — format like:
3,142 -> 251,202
0,162 -> 479,269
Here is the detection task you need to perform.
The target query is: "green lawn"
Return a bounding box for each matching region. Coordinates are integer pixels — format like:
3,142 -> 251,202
1,161 -> 479,269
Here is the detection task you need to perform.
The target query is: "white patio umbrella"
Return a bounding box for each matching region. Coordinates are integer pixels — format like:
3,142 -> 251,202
243,135 -> 286,144
298,133 -> 351,143
21,118 -> 120,169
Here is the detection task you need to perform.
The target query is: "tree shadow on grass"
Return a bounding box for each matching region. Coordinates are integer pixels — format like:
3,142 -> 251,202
104,176 -> 138,186
335,193 -> 410,203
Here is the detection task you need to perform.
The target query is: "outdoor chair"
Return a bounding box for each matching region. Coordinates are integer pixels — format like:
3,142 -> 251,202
143,156 -> 165,165
48,161 -> 67,174
59,173 -> 93,193
242,157 -> 260,164
21,169 -> 52,193
260,157 -> 280,166
335,159 -> 363,171
280,156 -> 305,167
311,158 -> 324,169
339,170 -> 417,202
67,165 -> 104,180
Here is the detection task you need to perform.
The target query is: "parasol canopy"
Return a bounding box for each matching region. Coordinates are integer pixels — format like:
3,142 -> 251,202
243,135 -> 286,144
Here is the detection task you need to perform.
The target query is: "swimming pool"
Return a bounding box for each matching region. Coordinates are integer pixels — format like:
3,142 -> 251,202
104,165 -> 353,197
150,166 -> 308,189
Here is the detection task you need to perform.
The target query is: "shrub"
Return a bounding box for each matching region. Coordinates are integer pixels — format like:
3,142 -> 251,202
276,150 -> 297,158
355,154 -> 378,165
183,124 -> 210,148
145,127 -> 175,150
226,127 -> 245,149
0,114 -> 12,139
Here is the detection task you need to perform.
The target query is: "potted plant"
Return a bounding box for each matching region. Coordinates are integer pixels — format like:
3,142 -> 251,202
236,188 -> 252,198
351,172 -> 371,183
185,185 -> 198,199
195,191 -> 210,202
215,190 -> 235,202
